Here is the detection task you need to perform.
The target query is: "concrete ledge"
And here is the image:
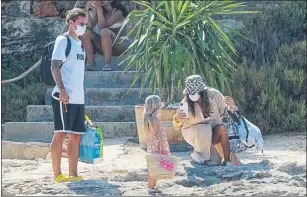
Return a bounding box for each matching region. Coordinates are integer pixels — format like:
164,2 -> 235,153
2,141 -> 50,160
83,71 -> 144,88
93,54 -> 136,71
45,88 -> 183,106
3,122 -> 137,143
45,88 -> 154,106
27,105 -> 136,122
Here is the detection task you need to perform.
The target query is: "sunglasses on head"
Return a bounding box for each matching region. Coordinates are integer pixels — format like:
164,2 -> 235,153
72,20 -> 87,27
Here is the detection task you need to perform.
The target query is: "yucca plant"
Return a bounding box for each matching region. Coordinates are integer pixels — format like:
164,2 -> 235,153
117,0 -> 256,104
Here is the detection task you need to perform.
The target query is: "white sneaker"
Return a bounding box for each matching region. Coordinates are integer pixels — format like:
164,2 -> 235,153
191,152 -> 204,164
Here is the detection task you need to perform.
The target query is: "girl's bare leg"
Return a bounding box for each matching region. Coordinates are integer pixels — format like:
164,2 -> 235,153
148,174 -> 157,189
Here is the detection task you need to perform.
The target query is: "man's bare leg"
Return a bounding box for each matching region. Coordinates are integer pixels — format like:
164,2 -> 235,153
212,125 -> 231,162
67,134 -> 81,177
50,133 -> 67,178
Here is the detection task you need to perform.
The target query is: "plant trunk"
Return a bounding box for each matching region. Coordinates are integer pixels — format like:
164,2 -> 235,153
155,69 -> 160,89
155,69 -> 167,101
154,57 -> 167,102
170,73 -> 175,103
161,83 -> 168,102
184,58 -> 188,79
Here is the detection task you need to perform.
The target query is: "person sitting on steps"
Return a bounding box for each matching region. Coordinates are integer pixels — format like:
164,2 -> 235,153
80,0 -> 131,71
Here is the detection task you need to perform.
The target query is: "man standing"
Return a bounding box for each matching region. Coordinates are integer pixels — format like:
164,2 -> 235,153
50,8 -> 87,182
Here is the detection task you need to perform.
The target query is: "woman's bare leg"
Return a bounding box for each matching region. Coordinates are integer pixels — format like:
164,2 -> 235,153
100,28 -> 114,70
112,37 -> 132,56
212,125 -> 231,162
100,28 -> 131,70
81,28 -> 131,71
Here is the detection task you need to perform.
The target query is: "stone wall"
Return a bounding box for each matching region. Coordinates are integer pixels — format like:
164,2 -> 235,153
1,0 -> 280,69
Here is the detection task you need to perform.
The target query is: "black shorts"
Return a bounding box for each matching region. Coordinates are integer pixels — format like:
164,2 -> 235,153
51,92 -> 86,135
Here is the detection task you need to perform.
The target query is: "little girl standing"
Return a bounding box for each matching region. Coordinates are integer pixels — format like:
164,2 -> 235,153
144,95 -> 170,193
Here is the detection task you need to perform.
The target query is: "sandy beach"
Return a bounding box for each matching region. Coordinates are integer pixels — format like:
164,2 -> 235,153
2,133 -> 306,196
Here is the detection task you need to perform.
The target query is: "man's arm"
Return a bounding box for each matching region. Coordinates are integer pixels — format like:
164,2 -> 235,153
51,59 -> 69,105
51,60 -> 65,91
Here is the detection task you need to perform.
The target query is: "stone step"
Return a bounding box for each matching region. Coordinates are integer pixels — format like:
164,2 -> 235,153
92,54 -> 136,71
45,88 -> 183,106
3,122 -> 137,143
45,88 -> 155,106
83,71 -> 145,88
2,141 -> 50,160
27,105 -> 136,122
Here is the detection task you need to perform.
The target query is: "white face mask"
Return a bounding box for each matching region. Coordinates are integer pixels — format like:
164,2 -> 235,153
188,93 -> 200,102
74,25 -> 86,36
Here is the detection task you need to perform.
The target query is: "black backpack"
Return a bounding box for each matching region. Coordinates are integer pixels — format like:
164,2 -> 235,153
40,34 -> 71,86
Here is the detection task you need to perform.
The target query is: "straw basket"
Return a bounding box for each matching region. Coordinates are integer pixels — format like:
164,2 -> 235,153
146,154 -> 180,180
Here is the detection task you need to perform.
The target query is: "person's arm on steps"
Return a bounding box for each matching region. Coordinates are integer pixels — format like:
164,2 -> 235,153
86,1 -> 97,30
94,1 -> 106,31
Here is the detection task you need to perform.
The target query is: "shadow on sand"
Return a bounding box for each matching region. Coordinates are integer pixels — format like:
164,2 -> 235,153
67,179 -> 121,196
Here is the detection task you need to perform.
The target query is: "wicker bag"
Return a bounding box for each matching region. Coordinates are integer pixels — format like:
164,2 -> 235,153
146,154 -> 180,180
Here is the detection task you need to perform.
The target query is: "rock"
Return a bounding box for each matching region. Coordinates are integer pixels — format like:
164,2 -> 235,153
241,170 -> 256,179
272,178 -> 279,184
203,166 -> 244,178
1,1 -> 30,18
232,181 -> 245,186
54,1 -> 77,18
1,189 -> 14,196
1,16 -> 65,68
32,1 -> 60,17
277,162 -> 306,176
173,176 -> 201,187
222,170 -> 245,179
110,169 -> 147,182
254,171 -> 272,179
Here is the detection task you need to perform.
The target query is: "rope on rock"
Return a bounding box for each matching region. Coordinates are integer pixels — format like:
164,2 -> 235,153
1,0 -> 82,85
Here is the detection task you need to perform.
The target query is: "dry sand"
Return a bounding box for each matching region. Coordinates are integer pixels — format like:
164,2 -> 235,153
2,133 -> 306,196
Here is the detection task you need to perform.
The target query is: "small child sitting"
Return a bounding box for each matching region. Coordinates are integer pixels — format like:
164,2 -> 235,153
144,95 -> 170,194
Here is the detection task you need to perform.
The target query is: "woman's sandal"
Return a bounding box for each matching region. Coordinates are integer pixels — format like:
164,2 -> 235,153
102,64 -> 112,71
86,65 -> 98,71
102,67 -> 112,71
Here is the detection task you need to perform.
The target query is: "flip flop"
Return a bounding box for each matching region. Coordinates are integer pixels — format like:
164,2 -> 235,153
86,66 -> 98,71
102,67 -> 112,71
54,174 -> 70,183
148,188 -> 162,194
66,175 -> 84,182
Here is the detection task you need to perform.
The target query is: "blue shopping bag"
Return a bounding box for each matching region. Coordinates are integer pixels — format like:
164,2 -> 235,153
79,127 -> 103,164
